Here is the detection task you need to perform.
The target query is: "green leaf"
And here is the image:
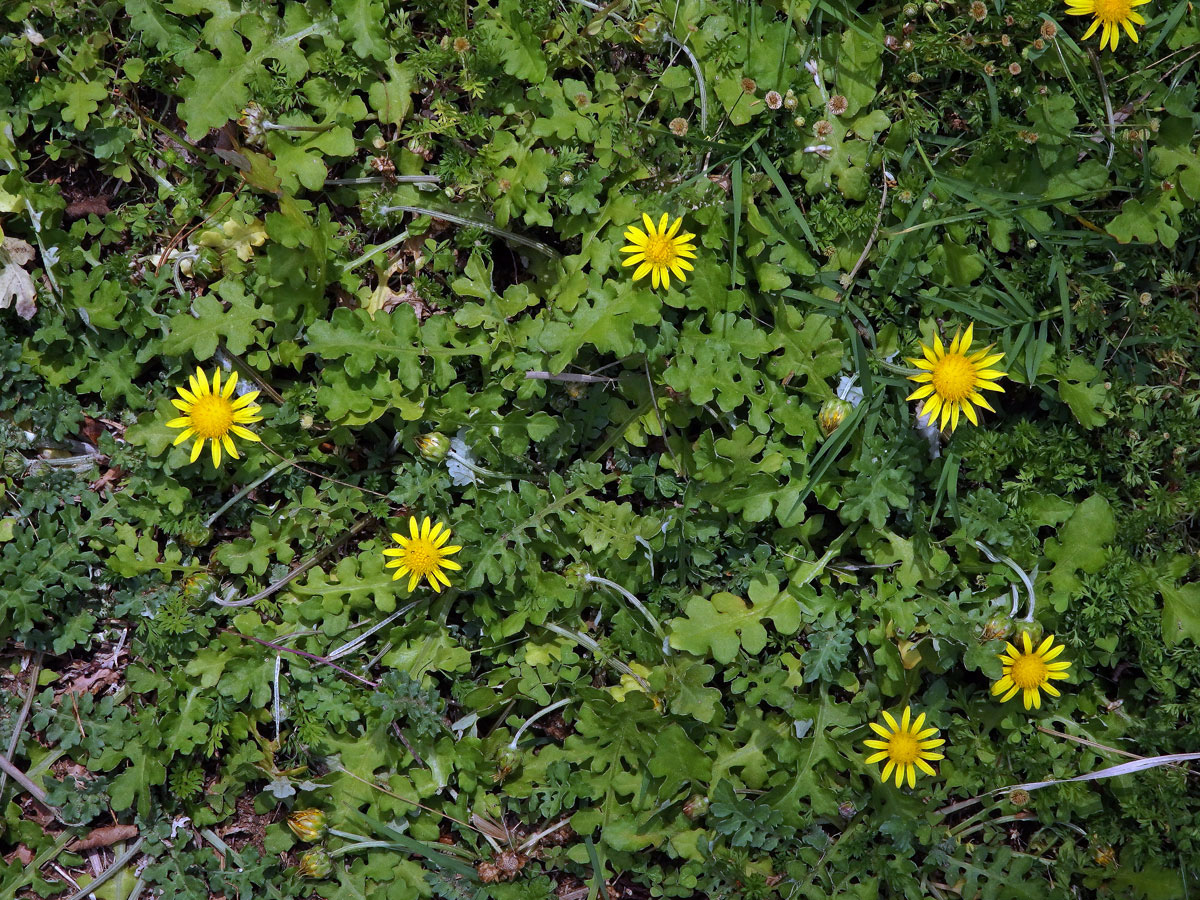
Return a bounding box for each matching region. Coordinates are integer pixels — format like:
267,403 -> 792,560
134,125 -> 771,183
1056,357 -> 1112,428
161,282 -> 273,358
1042,495 -> 1115,602
669,578 -> 801,664
58,78 -> 109,130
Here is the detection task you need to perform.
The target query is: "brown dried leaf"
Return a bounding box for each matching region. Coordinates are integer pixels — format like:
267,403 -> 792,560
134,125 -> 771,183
68,824 -> 139,851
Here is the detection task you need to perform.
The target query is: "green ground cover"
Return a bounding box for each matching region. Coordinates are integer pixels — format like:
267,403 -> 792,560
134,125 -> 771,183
2,0 -> 1200,897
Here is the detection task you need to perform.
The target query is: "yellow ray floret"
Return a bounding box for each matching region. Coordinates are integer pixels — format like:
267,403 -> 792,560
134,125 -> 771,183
864,705 -> 946,789
619,212 -> 697,290
991,632 -> 1072,710
1064,0 -> 1149,51
382,515 -> 464,593
905,323 -> 1007,433
165,367 -> 263,468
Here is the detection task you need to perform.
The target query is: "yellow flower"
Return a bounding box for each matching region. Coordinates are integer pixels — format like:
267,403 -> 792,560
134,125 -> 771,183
864,706 -> 945,788
383,516 -> 463,592
1065,0 -> 1149,51
991,632 -> 1072,710
620,213 -> 697,290
905,323 -> 1006,432
166,367 -> 262,467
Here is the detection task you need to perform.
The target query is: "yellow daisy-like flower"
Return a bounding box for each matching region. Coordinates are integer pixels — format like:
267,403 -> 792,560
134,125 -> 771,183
620,213 -> 697,290
905,323 -> 1006,433
1065,0 -> 1149,51
991,632 -> 1072,710
166,367 -> 262,468
864,706 -> 946,788
383,516 -> 463,593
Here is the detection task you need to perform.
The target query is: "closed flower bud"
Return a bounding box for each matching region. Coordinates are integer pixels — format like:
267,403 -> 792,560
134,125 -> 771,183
819,398 -> 851,436
564,561 -> 592,583
298,848 -> 332,878
414,431 -> 450,462
288,808 -> 327,842
838,801 -> 857,819
1015,621 -> 1043,647
981,616 -> 1011,641
683,794 -> 710,818
182,524 -> 212,547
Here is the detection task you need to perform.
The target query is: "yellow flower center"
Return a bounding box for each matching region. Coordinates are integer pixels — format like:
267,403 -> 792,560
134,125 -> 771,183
188,394 -> 235,439
930,353 -> 977,402
403,540 -> 440,577
643,234 -> 678,267
1092,0 -> 1132,22
1010,654 -> 1048,689
887,731 -> 919,764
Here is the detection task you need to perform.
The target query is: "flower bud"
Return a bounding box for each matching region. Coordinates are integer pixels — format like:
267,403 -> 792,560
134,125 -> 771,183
683,794 -> 710,818
819,398 -> 851,436
1016,621 -> 1043,646
838,801 -> 857,819
181,524 -> 212,547
414,431 -> 450,462
981,616 -> 1011,641
287,808 -> 327,842
564,561 -> 592,583
298,848 -> 332,878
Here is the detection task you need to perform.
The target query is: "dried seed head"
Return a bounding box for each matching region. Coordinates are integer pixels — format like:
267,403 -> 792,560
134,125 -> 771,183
741,77 -> 757,94
814,118 -> 834,137
1000,33 -> 1011,47
969,0 -> 987,21
669,117 -> 689,136
1032,38 -> 1045,49
1008,62 -> 1021,75
453,36 -> 471,53
827,94 -> 848,115
1040,19 -> 1058,38
1018,130 -> 1039,143
885,34 -> 900,50
983,62 -> 996,76
1009,789 -> 1031,807
765,90 -> 783,109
